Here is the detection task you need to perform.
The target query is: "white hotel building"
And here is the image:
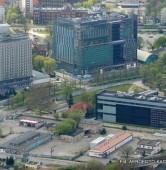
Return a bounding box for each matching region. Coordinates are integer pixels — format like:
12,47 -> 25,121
0,34 -> 32,93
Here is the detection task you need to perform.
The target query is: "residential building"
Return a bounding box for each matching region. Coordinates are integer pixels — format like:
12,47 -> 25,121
60,129 -> 84,142
0,0 -> 5,7
33,4 -> 88,24
89,132 -> 133,158
0,34 -> 32,94
134,139 -> 161,156
39,0 -> 80,8
96,90 -> 166,128
0,131 -> 52,154
78,119 -> 103,133
161,8 -> 166,26
20,0 -> 39,16
52,12 -> 137,74
0,6 -> 5,22
117,0 -> 141,8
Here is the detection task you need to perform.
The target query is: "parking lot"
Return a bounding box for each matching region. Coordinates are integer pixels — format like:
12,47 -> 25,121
138,32 -> 165,51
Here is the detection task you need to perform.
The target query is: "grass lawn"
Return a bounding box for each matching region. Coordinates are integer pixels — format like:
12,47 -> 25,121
106,84 -> 145,93
37,30 -> 50,35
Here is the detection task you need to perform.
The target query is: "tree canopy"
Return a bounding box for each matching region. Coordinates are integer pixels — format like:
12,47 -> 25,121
33,55 -> 56,74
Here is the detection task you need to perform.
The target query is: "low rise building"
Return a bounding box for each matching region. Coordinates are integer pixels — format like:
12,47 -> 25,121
60,129 -> 84,142
137,50 -> 158,64
78,119 -> 103,134
90,134 -> 115,149
25,162 -> 40,169
1,131 -> 52,154
33,4 -> 88,24
134,139 -> 161,156
89,132 -> 133,158
90,137 -> 105,149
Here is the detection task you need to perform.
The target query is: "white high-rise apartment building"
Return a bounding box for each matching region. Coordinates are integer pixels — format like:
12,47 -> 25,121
0,34 -> 32,92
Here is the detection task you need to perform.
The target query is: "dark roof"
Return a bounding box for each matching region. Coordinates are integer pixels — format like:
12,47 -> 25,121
1,131 -> 51,152
79,119 -> 102,125
63,129 -> 84,137
134,148 -> 154,155
138,139 -> 160,147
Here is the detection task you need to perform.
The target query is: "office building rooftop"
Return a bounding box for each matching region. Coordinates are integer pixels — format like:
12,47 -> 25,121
0,34 -> 29,43
57,12 -> 129,24
97,90 -> 166,105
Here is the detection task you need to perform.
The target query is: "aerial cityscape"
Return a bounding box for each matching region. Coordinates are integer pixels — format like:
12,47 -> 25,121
0,0 -> 166,169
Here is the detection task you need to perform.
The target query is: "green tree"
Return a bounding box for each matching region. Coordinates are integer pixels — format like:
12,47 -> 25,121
33,55 -> 45,71
54,121 -> 73,135
122,125 -> 128,131
44,57 -> 56,74
105,3 -> 114,11
0,128 -> 2,137
67,93 -> 74,108
65,118 -> 77,127
73,2 -> 82,8
106,162 -> 130,170
138,36 -> 145,49
27,85 -> 49,115
154,37 -> 166,49
61,84 -> 73,101
6,156 -> 14,166
68,109 -> 84,123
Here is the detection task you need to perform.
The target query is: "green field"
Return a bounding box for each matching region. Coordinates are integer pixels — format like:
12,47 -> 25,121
37,30 -> 50,35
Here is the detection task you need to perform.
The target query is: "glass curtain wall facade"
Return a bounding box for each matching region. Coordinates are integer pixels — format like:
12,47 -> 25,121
96,91 -> 166,128
52,12 -> 137,74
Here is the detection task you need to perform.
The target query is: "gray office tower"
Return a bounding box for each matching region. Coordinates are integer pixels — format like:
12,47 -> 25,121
0,34 -> 32,94
52,12 -> 137,74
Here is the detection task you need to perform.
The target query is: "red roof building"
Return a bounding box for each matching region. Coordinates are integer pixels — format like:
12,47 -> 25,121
0,0 -> 5,6
68,103 -> 90,112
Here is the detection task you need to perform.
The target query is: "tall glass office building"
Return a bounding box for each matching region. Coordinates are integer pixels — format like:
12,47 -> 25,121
52,12 -> 137,74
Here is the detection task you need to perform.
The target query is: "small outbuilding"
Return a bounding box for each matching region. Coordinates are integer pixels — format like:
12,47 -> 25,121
60,129 -> 84,143
137,50 -> 158,64
78,119 -> 103,134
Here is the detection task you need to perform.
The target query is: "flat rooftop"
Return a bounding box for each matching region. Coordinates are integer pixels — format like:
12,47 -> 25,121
79,119 -> 102,125
90,132 -> 132,153
1,131 -> 51,152
138,139 -> 160,147
0,34 -> 29,43
56,12 -> 129,24
97,90 -> 166,106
